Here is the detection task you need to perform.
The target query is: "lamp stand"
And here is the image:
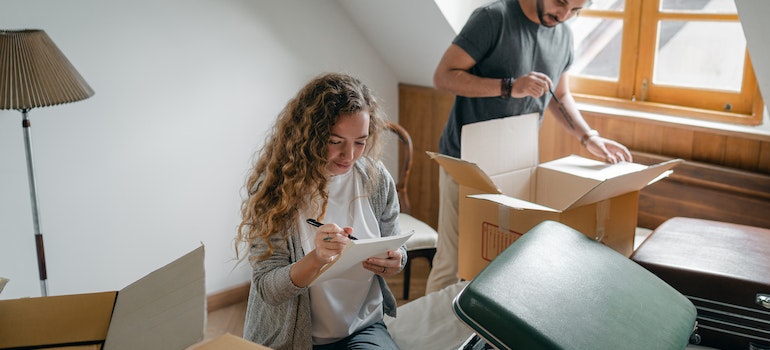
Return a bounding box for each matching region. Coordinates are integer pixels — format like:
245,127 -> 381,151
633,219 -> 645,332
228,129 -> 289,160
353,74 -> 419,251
21,109 -> 49,296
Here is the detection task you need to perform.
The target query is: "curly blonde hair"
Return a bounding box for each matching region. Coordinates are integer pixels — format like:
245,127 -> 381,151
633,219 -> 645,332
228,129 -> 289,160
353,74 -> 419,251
235,73 -> 387,261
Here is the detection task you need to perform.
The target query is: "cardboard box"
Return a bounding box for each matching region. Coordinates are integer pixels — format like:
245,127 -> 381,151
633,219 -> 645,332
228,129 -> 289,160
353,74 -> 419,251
189,333 -> 273,350
0,245 -> 206,350
429,113 -> 681,280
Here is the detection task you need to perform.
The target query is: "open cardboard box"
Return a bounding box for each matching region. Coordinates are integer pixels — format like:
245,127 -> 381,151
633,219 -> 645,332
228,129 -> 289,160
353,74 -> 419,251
429,113 -> 682,280
0,245 -> 206,350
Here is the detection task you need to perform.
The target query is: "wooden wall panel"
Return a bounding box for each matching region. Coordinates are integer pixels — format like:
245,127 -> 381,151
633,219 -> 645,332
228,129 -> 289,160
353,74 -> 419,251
540,110 -> 583,161
634,152 -> 770,230
761,141 -> 770,173
692,132 -> 726,163
397,84 -> 451,230
632,122 -> 664,154
724,137 -> 761,171
605,116 -> 634,147
660,127 -> 694,160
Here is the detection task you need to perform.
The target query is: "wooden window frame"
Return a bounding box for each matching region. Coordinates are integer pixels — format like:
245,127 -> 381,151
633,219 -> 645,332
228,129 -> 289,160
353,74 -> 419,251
569,0 -> 764,126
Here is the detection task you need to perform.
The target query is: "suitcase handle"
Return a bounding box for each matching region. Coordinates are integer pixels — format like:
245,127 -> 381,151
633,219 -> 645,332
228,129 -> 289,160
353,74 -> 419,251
757,293 -> 770,309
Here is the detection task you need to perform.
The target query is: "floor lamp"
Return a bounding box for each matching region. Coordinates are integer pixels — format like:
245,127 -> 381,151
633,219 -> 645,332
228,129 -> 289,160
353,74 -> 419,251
0,29 -> 94,296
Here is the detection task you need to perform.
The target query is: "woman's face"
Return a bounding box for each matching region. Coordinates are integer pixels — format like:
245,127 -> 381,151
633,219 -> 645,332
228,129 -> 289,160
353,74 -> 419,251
326,111 -> 370,176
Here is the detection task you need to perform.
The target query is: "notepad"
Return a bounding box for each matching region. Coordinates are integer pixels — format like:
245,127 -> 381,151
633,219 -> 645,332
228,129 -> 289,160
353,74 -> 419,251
309,231 -> 414,286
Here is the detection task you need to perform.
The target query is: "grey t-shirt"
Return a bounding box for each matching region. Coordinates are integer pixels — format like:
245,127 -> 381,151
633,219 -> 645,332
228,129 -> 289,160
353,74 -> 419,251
438,0 -> 574,158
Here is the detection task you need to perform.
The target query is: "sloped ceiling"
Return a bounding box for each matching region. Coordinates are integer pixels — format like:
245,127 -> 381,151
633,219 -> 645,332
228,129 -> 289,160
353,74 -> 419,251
336,0 -> 456,87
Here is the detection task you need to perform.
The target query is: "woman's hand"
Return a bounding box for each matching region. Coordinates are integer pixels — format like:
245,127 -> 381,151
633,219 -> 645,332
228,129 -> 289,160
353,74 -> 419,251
291,223 -> 355,288
363,250 -> 403,277
312,224 -> 353,264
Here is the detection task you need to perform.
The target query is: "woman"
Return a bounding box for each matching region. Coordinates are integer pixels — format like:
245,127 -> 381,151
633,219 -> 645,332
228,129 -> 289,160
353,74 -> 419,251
235,73 -> 405,350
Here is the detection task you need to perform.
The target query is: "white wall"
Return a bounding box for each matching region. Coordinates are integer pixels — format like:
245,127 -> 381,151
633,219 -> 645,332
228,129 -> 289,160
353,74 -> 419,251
0,0 -> 399,299
338,0 -> 456,87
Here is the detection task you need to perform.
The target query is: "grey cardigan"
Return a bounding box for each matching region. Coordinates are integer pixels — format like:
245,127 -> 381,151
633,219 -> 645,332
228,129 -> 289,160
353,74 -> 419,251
243,158 -> 406,350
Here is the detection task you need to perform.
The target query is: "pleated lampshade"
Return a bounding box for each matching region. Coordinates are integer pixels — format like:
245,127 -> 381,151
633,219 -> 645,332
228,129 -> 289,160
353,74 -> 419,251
0,29 -> 94,110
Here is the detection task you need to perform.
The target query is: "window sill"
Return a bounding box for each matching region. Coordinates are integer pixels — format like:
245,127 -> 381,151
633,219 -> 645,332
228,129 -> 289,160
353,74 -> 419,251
575,101 -> 770,142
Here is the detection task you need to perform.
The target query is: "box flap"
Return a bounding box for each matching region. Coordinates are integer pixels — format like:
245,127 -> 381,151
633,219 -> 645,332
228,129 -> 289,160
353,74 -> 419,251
460,113 -> 539,178
468,193 -> 559,212
190,333 -> 273,350
0,292 -> 116,349
538,155 -> 650,181
535,158 -> 605,210
104,245 -> 206,350
427,152 -> 501,193
567,158 -> 683,209
489,168 -> 537,201
535,155 -> 648,210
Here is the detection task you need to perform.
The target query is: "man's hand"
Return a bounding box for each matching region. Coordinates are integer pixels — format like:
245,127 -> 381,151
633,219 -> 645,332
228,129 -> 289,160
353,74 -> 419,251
585,136 -> 633,164
511,72 -> 552,98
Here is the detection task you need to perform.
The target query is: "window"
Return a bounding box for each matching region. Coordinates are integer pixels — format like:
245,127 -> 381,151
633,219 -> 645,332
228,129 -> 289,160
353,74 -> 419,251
567,0 -> 763,125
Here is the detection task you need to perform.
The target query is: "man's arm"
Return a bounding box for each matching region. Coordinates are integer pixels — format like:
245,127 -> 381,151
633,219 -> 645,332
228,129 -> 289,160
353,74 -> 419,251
433,44 -> 554,99
548,74 -> 632,164
433,44 -> 500,98
547,74 -> 591,138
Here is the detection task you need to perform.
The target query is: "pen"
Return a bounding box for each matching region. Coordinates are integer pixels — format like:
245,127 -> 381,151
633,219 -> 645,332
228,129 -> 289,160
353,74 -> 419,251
305,219 -> 358,240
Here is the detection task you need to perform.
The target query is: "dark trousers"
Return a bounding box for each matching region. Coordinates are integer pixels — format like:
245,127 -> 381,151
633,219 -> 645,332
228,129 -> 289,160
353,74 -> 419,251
313,321 -> 399,350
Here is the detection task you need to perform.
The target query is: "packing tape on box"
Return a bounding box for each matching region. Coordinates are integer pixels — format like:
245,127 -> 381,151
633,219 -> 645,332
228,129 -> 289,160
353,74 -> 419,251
595,200 -> 610,241
498,205 -> 510,234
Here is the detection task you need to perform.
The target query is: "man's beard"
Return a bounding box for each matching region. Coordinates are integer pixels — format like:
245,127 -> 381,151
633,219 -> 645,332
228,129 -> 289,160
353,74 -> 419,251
536,0 -> 560,28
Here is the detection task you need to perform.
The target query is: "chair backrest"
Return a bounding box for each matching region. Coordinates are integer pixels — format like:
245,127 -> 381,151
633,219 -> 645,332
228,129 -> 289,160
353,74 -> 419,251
385,122 -> 414,215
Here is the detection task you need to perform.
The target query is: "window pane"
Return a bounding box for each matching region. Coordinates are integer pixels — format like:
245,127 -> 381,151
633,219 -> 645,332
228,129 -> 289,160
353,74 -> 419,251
587,0 -> 624,11
568,18 -> 622,80
661,0 -> 737,14
654,21 -> 745,91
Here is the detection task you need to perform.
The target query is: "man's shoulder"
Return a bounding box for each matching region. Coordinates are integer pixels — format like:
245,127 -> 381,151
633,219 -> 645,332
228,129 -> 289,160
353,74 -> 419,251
476,0 -> 528,29
478,0 -> 521,17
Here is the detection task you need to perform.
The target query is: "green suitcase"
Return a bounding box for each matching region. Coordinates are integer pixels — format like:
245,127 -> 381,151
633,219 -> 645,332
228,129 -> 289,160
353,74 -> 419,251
453,220 -> 697,350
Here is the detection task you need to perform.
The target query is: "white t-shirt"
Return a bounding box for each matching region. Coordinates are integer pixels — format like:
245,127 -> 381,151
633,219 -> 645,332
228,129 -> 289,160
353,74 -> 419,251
299,169 -> 384,345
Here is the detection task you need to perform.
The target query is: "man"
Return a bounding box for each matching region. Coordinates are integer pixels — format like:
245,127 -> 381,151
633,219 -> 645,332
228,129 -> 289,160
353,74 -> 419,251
426,0 -> 633,293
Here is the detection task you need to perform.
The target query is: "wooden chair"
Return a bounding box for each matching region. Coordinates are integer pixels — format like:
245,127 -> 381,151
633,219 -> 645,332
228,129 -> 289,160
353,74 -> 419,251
386,122 -> 439,300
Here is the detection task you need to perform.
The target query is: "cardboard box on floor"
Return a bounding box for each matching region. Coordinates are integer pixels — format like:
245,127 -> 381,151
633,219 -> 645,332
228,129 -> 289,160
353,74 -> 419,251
429,113 -> 682,280
190,333 -> 273,350
0,245 -> 206,350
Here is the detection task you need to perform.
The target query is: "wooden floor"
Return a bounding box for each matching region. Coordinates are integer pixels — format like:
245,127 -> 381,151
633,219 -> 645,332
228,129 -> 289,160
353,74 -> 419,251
205,258 -> 432,340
